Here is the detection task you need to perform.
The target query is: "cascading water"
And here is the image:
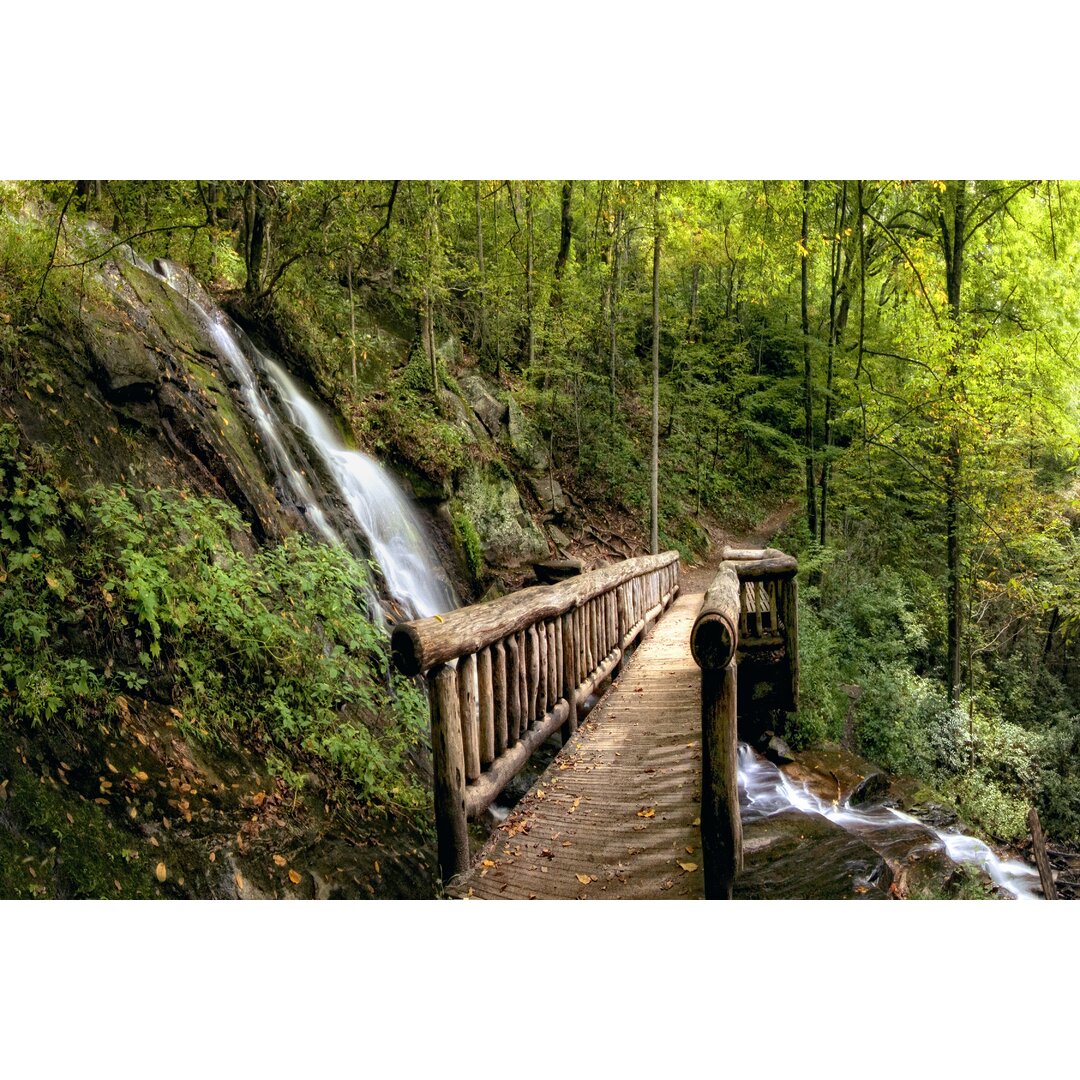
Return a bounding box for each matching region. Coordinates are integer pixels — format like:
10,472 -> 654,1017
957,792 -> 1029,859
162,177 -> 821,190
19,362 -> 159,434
135,252 -> 456,623
738,744 -> 1042,899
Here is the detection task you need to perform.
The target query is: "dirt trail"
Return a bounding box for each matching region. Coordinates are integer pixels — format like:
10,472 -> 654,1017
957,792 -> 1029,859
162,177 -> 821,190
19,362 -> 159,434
680,498 -> 799,593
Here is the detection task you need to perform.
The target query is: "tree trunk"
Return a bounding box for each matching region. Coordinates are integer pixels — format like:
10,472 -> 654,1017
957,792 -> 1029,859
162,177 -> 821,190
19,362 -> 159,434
475,180 -> 487,359
609,205 -> 621,423
819,181 -> 847,546
945,180 -> 966,702
801,180 -> 818,542
651,182 -> 661,556
425,181 -> 439,394
347,251 -> 357,388
244,180 -> 269,300
554,180 -> 573,284
526,184 -> 535,371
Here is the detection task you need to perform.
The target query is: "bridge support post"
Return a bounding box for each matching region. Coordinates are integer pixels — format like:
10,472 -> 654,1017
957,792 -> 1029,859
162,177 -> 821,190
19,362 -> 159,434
701,660 -> 742,900
430,664 -> 470,883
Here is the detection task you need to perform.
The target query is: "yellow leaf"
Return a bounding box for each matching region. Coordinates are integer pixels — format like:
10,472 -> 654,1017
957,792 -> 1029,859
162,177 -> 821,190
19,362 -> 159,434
576,873 -> 591,886
482,859 -> 495,868
272,854 -> 287,867
135,771 -> 149,782
692,817 -> 701,826
45,575 -> 61,590
535,789 -> 545,800
155,862 -> 167,883
677,861 -> 697,873
209,851 -> 216,863
288,869 -> 301,885
637,807 -> 655,818
236,871 -> 245,890
374,861 -> 380,875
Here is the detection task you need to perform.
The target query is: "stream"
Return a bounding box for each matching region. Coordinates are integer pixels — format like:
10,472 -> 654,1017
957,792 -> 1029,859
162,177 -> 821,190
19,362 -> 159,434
739,744 -> 1042,899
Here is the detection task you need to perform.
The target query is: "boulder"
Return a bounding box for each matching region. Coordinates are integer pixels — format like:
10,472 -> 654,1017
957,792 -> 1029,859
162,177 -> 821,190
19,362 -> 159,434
849,770 -> 890,806
763,734 -> 796,766
547,524 -> 572,551
528,472 -> 567,515
459,374 -> 508,437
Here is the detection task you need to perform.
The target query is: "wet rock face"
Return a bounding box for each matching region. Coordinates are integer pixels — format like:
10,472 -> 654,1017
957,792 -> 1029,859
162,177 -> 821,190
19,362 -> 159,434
735,809 -> 893,899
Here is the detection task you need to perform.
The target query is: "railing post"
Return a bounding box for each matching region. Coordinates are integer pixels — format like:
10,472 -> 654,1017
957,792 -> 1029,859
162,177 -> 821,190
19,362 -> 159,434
700,661 -> 741,899
780,576 -> 800,712
691,564 -> 743,900
429,664 -> 469,882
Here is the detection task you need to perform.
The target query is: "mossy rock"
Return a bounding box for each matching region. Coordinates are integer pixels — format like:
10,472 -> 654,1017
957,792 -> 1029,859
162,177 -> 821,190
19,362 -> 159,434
456,465 -> 546,570
506,397 -> 548,473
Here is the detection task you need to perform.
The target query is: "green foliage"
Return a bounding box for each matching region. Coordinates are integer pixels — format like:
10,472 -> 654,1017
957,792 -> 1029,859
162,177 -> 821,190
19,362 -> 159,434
0,423 -> 429,814
0,424 -> 103,725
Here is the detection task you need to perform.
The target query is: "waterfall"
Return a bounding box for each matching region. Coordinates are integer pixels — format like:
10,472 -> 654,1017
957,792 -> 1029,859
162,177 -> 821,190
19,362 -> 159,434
738,744 -> 1042,899
142,256 -> 457,623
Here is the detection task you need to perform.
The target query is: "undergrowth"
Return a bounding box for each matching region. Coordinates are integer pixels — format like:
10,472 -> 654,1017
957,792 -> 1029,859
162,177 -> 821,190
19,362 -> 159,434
0,423 -> 429,815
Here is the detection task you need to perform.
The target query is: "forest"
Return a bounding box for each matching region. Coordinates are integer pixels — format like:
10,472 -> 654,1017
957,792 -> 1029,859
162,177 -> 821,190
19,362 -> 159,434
0,178 -> 1078,900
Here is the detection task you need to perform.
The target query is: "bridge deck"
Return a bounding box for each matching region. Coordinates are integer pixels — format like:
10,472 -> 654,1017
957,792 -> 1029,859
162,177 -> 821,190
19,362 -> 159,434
450,591 -> 706,899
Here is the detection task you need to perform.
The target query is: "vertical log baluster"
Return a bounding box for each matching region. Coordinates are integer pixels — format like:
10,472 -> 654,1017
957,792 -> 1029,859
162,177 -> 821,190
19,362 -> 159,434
538,619 -> 550,720
458,652 -> 480,782
477,647 -> 495,767
493,640 -> 508,757
561,609 -> 578,743
526,624 -> 540,729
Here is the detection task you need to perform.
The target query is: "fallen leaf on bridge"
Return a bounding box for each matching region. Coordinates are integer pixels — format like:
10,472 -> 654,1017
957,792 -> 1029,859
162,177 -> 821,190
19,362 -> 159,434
482,859 -> 496,867
576,873 -> 592,886
677,861 -> 698,873
569,797 -> 582,813
637,807 -> 655,818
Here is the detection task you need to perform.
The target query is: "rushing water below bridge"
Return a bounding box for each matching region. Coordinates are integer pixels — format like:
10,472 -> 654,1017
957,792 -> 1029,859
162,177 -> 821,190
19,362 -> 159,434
129,251 -> 457,623
738,744 -> 1041,899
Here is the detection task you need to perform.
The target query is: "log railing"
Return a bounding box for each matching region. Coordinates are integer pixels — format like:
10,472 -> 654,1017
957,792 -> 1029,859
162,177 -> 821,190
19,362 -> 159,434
392,551 -> 681,883
691,546 -> 798,899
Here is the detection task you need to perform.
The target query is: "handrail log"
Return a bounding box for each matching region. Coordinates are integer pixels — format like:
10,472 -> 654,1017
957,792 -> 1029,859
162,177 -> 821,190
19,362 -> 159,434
392,551 -> 680,677
690,565 -> 740,669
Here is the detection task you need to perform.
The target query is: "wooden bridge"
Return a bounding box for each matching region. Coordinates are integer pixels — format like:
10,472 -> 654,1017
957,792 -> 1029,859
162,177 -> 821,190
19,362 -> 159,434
391,546 -> 798,899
